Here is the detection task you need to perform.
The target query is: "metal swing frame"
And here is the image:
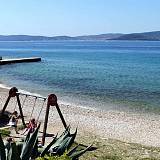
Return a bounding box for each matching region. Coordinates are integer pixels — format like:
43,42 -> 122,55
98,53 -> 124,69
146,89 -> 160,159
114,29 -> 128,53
1,87 -> 26,126
1,87 -> 67,145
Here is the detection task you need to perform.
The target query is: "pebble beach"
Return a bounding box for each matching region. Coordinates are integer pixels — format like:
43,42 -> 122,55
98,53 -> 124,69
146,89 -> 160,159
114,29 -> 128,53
1,86 -> 160,147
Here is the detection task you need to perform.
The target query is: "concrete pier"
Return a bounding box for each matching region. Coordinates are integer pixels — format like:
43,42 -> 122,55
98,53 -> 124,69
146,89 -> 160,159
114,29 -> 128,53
0,57 -> 41,65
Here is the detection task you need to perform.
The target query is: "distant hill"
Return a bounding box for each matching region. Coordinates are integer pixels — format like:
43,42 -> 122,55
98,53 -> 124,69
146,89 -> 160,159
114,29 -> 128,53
0,31 -> 160,41
75,33 -> 123,40
113,31 -> 160,41
0,35 -> 75,41
0,34 -> 122,41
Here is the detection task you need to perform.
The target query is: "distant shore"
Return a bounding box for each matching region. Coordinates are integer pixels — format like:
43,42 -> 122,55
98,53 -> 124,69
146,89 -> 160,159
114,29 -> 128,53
0,31 -> 160,41
1,85 -> 160,147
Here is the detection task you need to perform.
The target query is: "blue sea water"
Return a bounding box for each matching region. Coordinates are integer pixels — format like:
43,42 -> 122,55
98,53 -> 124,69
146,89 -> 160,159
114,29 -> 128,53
0,40 -> 160,112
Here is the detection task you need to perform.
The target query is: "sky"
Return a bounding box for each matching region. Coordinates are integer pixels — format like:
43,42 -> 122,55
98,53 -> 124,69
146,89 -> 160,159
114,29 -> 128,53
0,0 -> 160,36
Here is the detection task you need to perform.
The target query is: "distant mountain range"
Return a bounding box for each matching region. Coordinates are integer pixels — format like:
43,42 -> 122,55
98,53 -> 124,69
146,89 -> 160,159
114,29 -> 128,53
113,31 -> 160,41
0,31 -> 160,41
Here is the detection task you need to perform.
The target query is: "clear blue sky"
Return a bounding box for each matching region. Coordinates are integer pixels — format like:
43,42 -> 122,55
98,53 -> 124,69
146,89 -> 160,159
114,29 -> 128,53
0,0 -> 160,36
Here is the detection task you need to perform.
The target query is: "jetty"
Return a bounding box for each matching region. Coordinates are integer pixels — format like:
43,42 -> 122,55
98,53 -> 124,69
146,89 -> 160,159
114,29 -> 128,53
0,57 -> 41,65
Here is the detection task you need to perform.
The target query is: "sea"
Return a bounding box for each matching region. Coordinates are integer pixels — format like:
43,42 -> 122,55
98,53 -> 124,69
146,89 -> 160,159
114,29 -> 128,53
0,40 -> 160,113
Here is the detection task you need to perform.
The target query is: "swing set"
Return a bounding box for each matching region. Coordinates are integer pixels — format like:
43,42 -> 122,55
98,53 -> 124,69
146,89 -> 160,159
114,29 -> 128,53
0,87 -> 67,145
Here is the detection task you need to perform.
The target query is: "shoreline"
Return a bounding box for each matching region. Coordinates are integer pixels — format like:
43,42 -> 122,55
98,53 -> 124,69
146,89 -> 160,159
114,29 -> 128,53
0,82 -> 105,112
1,86 -> 160,147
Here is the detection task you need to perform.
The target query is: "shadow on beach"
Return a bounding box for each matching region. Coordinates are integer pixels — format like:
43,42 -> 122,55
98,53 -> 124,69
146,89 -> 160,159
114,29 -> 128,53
0,110 -> 11,127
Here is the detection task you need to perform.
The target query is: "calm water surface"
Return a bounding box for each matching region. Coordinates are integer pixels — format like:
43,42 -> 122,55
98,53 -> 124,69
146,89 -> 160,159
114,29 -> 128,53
0,41 -> 160,112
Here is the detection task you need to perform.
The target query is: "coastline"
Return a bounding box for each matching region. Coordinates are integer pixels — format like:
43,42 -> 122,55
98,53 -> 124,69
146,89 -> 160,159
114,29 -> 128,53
1,85 -> 160,147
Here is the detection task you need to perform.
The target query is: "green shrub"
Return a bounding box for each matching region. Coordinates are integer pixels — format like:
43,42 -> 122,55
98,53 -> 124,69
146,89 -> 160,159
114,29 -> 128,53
0,125 -> 92,160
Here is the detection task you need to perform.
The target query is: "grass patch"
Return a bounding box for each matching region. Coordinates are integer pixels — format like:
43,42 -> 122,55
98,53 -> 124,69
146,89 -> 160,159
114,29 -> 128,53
0,128 -> 10,137
36,154 -> 71,160
75,133 -> 160,160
